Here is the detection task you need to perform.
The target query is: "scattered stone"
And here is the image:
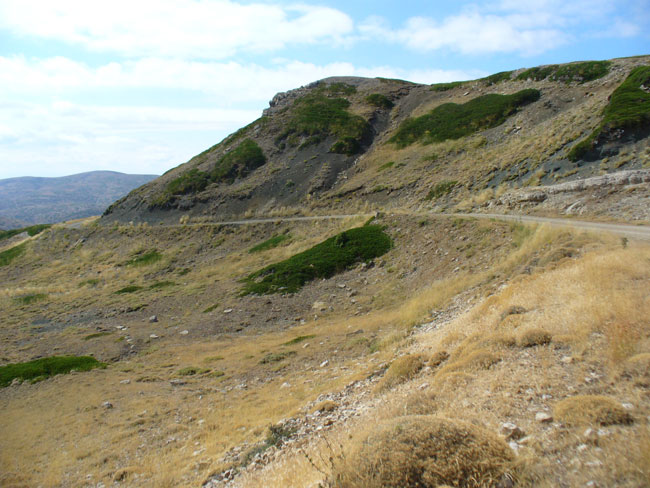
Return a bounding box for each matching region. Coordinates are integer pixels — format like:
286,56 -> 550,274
500,422 -> 526,440
102,401 -> 113,409
536,412 -> 553,423
320,360 -> 329,368
149,334 -> 159,339
337,283 -> 346,289
622,402 -> 634,410
119,379 -> 131,385
223,309 -> 233,314
149,315 -> 158,323
180,329 -> 189,335
281,382 -> 291,388
561,356 -> 573,364
419,382 -> 430,390
11,378 -> 21,386
170,379 -> 186,386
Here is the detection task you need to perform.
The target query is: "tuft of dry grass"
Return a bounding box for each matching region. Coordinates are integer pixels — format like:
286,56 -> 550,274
516,327 -> 552,348
427,349 -> 449,369
554,395 -> 634,426
330,415 -> 514,488
621,353 -> 650,386
375,354 -> 425,392
313,400 -> 338,413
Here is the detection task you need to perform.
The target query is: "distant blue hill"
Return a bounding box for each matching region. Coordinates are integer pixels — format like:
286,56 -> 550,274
0,171 -> 158,229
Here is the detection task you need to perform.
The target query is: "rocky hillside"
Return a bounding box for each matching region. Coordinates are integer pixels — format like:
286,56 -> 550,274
103,56 -> 650,225
0,171 -> 158,228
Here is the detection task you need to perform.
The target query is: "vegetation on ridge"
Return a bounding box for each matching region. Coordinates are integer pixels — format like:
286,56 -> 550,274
390,89 -> 541,148
517,61 -> 611,83
0,242 -> 27,266
0,224 -> 51,242
569,65 -> 650,161
242,225 -> 392,295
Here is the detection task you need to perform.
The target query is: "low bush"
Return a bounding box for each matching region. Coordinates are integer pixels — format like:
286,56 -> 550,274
259,351 -> 297,364
330,416 -> 514,487
241,225 -> 392,295
425,180 -> 458,200
390,89 -> 540,147
569,66 -> 650,161
0,224 -> 51,242
282,335 -> 315,346
376,354 -> 425,392
114,285 -> 143,294
149,281 -> 175,289
517,327 -> 552,347
552,61 -> 611,83
13,293 -> 47,305
83,331 -> 113,340
516,65 -> 559,81
365,93 -> 394,109
0,355 -> 106,387
211,139 -> 266,183
249,234 -> 291,254
177,366 -> 210,376
0,242 -> 27,266
554,395 -> 634,426
124,250 -> 162,267
430,80 -> 467,92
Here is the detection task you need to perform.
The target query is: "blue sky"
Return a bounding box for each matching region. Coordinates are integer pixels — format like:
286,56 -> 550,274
0,0 -> 648,179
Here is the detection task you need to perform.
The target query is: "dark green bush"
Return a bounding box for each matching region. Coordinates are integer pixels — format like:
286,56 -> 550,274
480,71 -> 514,85
330,137 -> 362,156
0,243 -> 27,266
83,331 -> 113,340
149,281 -> 176,289
124,250 -> 162,267
0,356 -> 106,387
516,65 -> 559,81
248,234 -> 290,253
242,225 -> 392,295
425,180 -> 458,200
390,89 -> 541,148
569,65 -> 650,161
365,93 -> 394,109
552,61 -> 611,83
167,168 -> 210,196
211,139 -> 266,183
114,285 -> 143,294
430,81 -> 467,92
13,293 -> 47,305
0,224 -> 51,242
283,335 -> 316,345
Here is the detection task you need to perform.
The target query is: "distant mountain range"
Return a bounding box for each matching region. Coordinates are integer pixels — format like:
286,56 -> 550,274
0,171 -> 158,229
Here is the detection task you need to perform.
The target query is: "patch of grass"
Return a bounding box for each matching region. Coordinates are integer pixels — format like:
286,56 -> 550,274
480,70 -> 514,85
241,423 -> 297,467
0,356 -> 106,387
259,351 -> 297,364
114,285 -> 143,294
425,180 -> 458,200
202,303 -> 220,313
330,416 -> 514,487
378,161 -> 395,171
0,224 -> 51,242
124,250 -> 162,267
278,93 -> 371,155
78,278 -> 100,288
554,395 -> 634,426
517,327 -> 552,347
430,80 -> 467,92
282,335 -> 316,346
13,293 -> 47,305
0,242 -> 27,266
390,89 -> 540,148
249,234 -> 291,254
376,354 -> 425,392
177,366 -> 211,376
365,93 -> 394,109
149,281 -> 176,290
211,139 -> 266,183
516,65 -> 559,81
83,331 -> 113,340
167,168 -> 210,196
241,225 -> 392,295
320,82 -> 357,96
569,66 -> 650,161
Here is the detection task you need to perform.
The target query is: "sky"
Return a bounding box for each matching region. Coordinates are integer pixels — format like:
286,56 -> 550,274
0,0 -> 648,179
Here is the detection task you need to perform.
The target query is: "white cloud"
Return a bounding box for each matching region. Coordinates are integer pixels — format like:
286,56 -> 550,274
360,0 -> 643,56
0,0 -> 354,59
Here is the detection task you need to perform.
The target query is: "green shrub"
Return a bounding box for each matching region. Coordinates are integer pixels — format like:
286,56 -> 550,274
320,82 -> 357,96
425,180 -> 458,200
167,168 -> 210,196
259,351 -> 297,364
569,65 -> 650,161
378,161 -> 395,171
242,225 -> 392,295
0,243 -> 27,267
0,224 -> 51,242
0,356 -> 106,387
115,285 -> 143,294
330,137 -> 362,155
177,366 -> 211,376
13,293 -> 47,305
78,278 -> 100,287
248,234 -> 290,253
203,303 -> 220,313
124,250 -> 162,267
283,335 -> 316,345
552,61 -> 611,83
430,81 -> 467,92
211,139 -> 266,183
480,70 -> 514,85
278,94 -> 370,155
83,331 -> 113,340
365,93 -> 394,109
149,281 -> 176,289
390,89 -> 540,148
516,65 -> 559,81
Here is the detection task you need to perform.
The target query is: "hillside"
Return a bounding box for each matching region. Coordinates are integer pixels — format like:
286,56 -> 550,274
0,171 -> 158,229
104,56 -> 650,225
0,56 -> 649,488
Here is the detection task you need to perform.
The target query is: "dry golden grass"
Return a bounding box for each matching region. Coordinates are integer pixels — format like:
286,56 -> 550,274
516,327 -> 552,347
553,395 -> 634,426
330,416 -> 514,488
375,354 -> 425,392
